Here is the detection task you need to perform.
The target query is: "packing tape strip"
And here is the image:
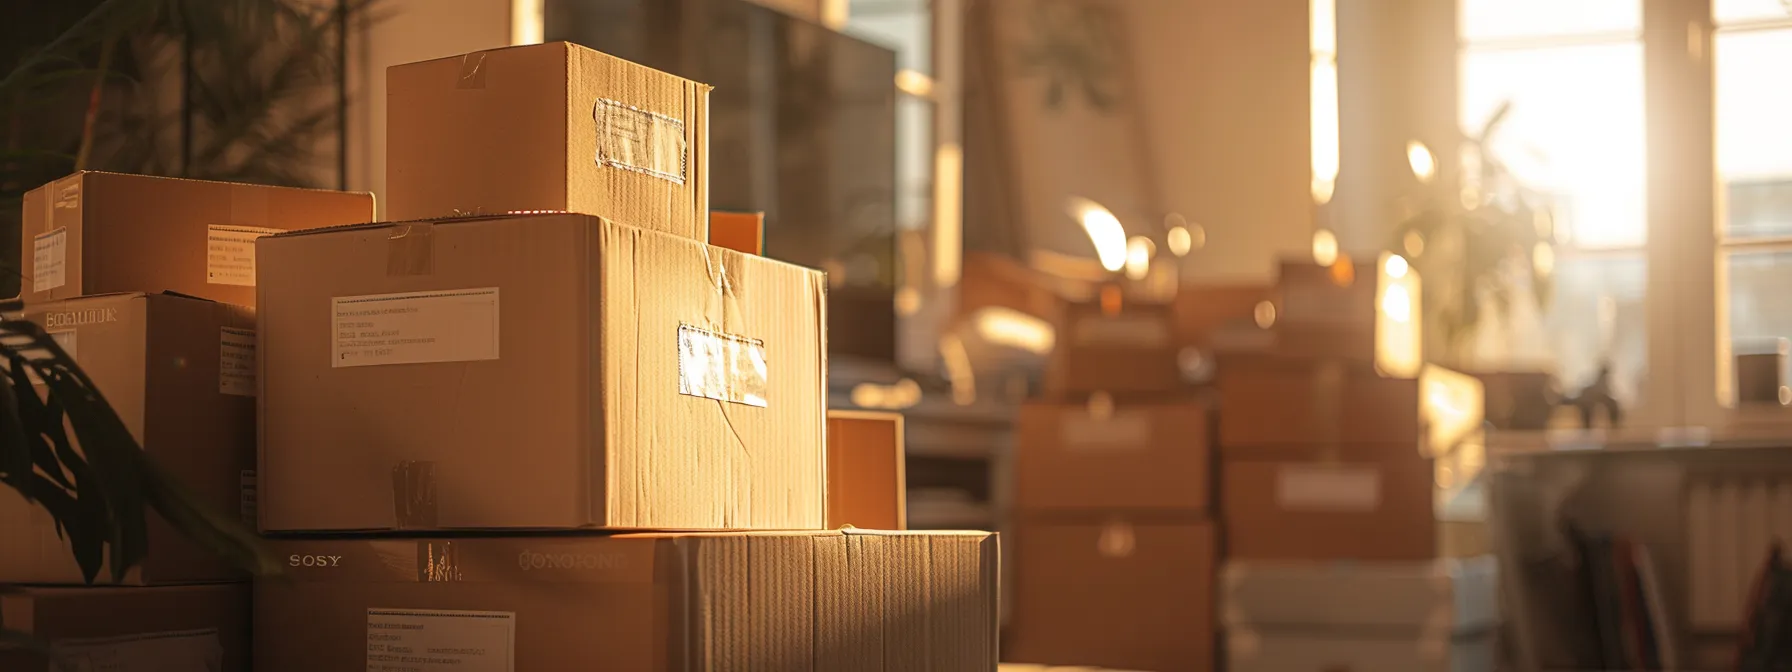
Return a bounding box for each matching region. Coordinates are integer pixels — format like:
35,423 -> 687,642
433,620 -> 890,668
457,52 -> 487,89
391,460 -> 438,529
387,222 -> 435,276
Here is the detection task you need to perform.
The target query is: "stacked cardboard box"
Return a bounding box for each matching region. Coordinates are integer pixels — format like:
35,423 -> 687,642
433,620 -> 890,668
0,174 -> 376,671
248,41 -> 998,671
1215,256 -> 1497,671
1008,295 -> 1218,672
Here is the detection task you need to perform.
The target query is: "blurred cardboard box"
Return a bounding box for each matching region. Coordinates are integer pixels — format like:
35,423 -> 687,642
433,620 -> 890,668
0,583 -> 250,672
1172,283 -> 1273,351
1221,454 -> 1436,561
386,42 -> 710,240
1007,519 -> 1214,672
1016,400 -> 1212,513
255,213 -> 826,532
0,292 -> 253,584
255,531 -> 998,671
709,211 -> 765,256
827,410 -> 906,530
1216,354 -> 1419,450
1222,557 -> 1498,672
1046,301 -> 1181,397
1271,258 -> 1378,361
18,171 -> 373,306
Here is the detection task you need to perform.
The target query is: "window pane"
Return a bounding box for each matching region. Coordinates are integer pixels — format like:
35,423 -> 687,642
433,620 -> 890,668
1716,0 -> 1792,24
1462,42 -> 1647,247
1717,28 -> 1792,238
896,95 -> 934,231
1726,250 -> 1792,390
1460,0 -> 1640,43
847,0 -> 932,74
1545,255 -> 1649,410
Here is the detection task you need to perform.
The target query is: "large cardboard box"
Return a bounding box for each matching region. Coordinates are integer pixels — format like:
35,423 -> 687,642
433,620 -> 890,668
386,42 -> 710,240
0,583 -> 250,672
256,213 -> 827,532
1015,400 -> 1212,513
1007,519 -> 1215,672
18,171 -> 374,306
1046,300 -> 1182,397
0,292 -> 254,584
1216,354 -> 1419,450
1223,557 -> 1498,672
826,410 -> 906,530
254,531 -> 999,671
1222,454 -> 1436,561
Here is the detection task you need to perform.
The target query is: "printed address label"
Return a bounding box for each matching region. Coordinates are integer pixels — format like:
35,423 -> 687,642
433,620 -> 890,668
50,628 -> 223,672
220,327 -> 255,396
677,324 -> 768,408
207,224 -> 283,287
593,97 -> 686,184
1073,315 -> 1171,348
1275,464 -> 1381,512
332,289 -> 499,368
33,227 -> 67,293
1060,411 -> 1151,451
367,608 -> 516,672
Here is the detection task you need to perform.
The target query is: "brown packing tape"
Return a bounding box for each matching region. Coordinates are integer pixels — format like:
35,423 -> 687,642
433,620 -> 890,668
386,222 -> 435,276
457,52 -> 487,89
391,460 -> 438,529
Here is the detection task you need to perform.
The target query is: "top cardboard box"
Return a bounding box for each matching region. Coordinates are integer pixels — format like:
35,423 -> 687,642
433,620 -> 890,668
386,42 -> 710,240
255,213 -> 826,532
19,171 -> 375,306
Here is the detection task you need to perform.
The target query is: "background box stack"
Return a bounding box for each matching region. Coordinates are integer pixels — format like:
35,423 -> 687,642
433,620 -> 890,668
1007,293 -> 1218,672
0,173 -> 375,671
251,41 -> 998,671
1216,256 -> 1498,671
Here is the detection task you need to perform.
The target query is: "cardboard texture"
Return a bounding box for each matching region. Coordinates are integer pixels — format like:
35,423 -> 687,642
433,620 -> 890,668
0,583 -> 250,672
386,42 -> 711,240
256,213 -> 827,532
1222,456 -> 1437,561
1215,354 -> 1420,452
1220,555 -> 1498,633
1007,519 -> 1214,672
1226,630 -> 1496,672
1172,283 -> 1273,350
709,211 -> 765,256
826,410 -> 906,530
1015,400 -> 1212,513
1271,258 -> 1379,361
18,171 -> 374,306
254,530 -> 999,671
0,292 -> 254,584
1046,301 -> 1182,397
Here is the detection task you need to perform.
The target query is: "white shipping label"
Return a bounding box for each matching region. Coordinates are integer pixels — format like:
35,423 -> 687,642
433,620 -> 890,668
1060,411 -> 1152,451
206,225 -> 282,287
332,289 -> 499,368
367,608 -> 516,672
220,327 -> 256,396
1275,465 -> 1382,512
33,227 -> 67,293
593,97 -> 686,184
1073,315 -> 1171,349
50,628 -> 223,672
677,324 -> 769,408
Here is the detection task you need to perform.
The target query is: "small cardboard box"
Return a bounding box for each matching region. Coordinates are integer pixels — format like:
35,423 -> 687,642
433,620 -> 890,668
826,410 -> 906,530
1216,353 -> 1420,450
1046,300 -> 1182,397
709,211 -> 765,256
386,42 -> 710,240
1015,400 -> 1213,513
0,292 -> 254,584
1007,519 -> 1215,672
254,531 -> 998,671
18,171 -> 374,306
256,213 -> 826,532
1221,454 -> 1437,561
0,583 -> 250,672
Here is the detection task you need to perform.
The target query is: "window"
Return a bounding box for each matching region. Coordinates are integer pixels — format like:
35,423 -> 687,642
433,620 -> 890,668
1458,0 -> 1650,409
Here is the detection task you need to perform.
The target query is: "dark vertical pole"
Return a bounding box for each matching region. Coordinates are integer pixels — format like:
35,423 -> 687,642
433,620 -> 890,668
337,0 -> 349,190
179,0 -> 193,176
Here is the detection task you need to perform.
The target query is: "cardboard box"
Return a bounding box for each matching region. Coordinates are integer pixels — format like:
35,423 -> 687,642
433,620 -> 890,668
254,531 -> 998,671
18,171 -> 374,306
256,213 -> 827,532
709,211 -> 765,256
1173,283 -> 1273,350
0,583 -> 250,672
826,410 -> 906,530
1016,400 -> 1212,513
386,42 -> 710,240
1223,557 -> 1498,672
1007,519 -> 1215,672
1216,353 -> 1419,451
1222,456 -> 1437,561
0,292 -> 254,584
1046,300 -> 1182,397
